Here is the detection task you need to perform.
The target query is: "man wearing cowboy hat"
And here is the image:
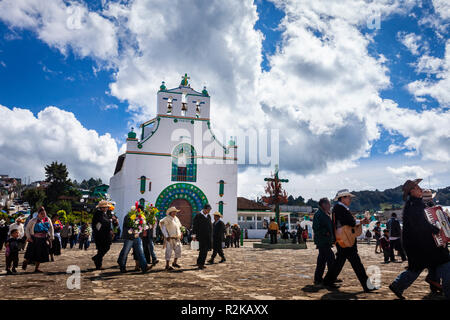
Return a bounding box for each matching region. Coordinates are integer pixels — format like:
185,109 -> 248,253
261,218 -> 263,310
91,200 -> 113,270
208,212 -> 226,264
323,189 -> 375,292
389,179 -> 450,299
160,207 -> 183,271
192,204 -> 213,269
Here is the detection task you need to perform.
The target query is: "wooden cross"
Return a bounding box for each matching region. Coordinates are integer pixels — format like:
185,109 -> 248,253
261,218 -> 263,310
263,165 -> 289,226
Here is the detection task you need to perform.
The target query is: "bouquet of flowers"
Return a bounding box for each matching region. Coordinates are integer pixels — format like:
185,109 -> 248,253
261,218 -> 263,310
126,202 -> 148,238
180,226 -> 186,234
144,203 -> 159,225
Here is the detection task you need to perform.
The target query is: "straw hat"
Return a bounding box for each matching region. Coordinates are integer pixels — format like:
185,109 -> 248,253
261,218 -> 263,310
402,179 -> 422,201
333,189 -> 356,201
97,200 -> 110,208
213,211 -> 222,217
166,207 -> 180,215
422,189 -> 436,200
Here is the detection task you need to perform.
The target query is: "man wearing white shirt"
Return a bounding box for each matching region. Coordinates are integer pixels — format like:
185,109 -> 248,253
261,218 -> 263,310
160,207 -> 183,271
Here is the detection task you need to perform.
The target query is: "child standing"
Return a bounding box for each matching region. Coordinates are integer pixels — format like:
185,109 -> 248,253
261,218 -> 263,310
5,229 -> 20,274
380,229 -> 391,264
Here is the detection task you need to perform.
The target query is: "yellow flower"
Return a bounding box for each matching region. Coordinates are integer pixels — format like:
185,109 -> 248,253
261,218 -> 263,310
130,214 -> 136,220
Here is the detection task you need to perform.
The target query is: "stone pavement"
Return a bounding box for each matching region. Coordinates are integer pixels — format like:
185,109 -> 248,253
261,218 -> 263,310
0,241 -> 446,300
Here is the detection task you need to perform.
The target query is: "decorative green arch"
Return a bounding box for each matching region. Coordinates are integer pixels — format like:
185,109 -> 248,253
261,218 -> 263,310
155,183 -> 208,218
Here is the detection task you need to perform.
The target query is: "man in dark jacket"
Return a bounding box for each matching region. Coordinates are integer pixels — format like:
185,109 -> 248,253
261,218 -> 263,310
192,204 -> 212,269
389,179 -> 450,299
208,212 -> 226,264
91,200 -> 113,270
323,189 -> 375,292
312,198 -> 335,285
387,213 -> 406,262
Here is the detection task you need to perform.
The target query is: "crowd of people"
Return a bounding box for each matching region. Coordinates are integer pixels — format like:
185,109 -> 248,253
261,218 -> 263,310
1,201 -> 241,276
2,177 -> 449,300
311,179 -> 450,299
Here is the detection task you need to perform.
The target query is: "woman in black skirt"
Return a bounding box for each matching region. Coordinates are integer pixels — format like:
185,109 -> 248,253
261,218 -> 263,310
23,207 -> 54,273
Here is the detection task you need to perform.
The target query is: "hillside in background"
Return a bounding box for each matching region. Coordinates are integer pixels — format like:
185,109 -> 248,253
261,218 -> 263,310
282,185 -> 450,212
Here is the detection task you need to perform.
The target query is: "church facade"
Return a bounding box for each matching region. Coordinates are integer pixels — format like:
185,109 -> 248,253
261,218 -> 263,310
109,75 -> 238,228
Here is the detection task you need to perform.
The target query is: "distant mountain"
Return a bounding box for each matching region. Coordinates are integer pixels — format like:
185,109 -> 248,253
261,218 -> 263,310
348,185 -> 450,212
281,185 -> 450,212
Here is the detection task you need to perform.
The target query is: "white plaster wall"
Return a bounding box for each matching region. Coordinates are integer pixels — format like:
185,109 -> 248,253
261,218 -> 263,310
110,116 -> 237,228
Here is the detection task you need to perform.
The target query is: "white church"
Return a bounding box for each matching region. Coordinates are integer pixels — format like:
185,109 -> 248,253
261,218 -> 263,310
109,74 -> 238,228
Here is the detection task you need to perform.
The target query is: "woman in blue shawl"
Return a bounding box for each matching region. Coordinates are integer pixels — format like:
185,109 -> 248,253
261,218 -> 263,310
22,207 -> 54,273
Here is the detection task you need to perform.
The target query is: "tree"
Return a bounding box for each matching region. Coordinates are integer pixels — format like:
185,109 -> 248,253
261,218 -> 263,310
22,188 -> 47,211
47,200 -> 72,218
44,161 -> 73,204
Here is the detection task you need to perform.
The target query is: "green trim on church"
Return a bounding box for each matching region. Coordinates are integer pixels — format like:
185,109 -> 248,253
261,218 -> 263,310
155,183 -> 209,218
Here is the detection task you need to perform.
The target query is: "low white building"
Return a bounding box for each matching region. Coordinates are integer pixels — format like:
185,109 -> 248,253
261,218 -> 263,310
109,75 -> 238,228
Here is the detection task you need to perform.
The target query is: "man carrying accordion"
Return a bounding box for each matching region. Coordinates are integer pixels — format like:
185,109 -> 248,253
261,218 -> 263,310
389,179 -> 450,300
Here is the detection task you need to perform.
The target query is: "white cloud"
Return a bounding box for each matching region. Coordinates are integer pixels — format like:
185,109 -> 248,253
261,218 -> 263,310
385,144 -> 406,154
1,0 -> 450,196
433,0 -> 450,20
387,165 -> 432,180
101,104 -> 118,111
0,0 -> 118,61
407,40 -> 450,107
0,104 -> 120,182
397,31 -> 425,55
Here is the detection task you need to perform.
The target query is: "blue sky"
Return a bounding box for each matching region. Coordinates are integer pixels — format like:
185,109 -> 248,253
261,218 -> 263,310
0,0 -> 449,199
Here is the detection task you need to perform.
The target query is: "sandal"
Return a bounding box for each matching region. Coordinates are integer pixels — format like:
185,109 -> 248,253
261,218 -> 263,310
165,266 -> 174,271
172,263 -> 181,268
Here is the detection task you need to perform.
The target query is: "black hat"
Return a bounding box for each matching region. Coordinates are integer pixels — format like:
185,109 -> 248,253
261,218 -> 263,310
203,204 -> 211,210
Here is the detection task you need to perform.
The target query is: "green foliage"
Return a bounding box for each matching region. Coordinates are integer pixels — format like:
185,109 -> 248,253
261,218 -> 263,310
22,187 -> 47,211
287,195 -> 305,206
47,200 -> 72,218
0,211 -> 8,222
44,161 -> 73,204
73,178 -> 103,190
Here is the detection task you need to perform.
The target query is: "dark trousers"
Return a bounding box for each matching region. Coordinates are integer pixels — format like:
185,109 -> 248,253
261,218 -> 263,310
197,240 -> 209,266
323,243 -> 369,290
61,237 -> 69,249
314,246 -> 335,282
383,248 -> 391,262
93,242 -> 111,267
69,235 -> 77,248
142,236 -> 157,264
0,238 -> 5,251
269,230 -> 277,244
6,253 -> 19,270
210,242 -> 225,261
389,239 -> 406,261
225,236 -> 231,248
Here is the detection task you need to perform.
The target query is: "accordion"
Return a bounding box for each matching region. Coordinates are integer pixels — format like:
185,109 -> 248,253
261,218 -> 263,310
424,206 -> 450,247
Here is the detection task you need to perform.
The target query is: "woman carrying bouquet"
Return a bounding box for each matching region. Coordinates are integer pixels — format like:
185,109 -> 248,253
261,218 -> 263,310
117,203 -> 150,273
22,207 -> 54,273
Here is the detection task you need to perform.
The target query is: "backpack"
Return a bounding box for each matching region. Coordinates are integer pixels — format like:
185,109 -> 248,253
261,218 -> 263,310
366,230 -> 372,238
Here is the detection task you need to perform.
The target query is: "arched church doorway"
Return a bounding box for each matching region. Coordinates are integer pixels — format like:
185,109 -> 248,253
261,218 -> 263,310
169,198 -> 192,228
